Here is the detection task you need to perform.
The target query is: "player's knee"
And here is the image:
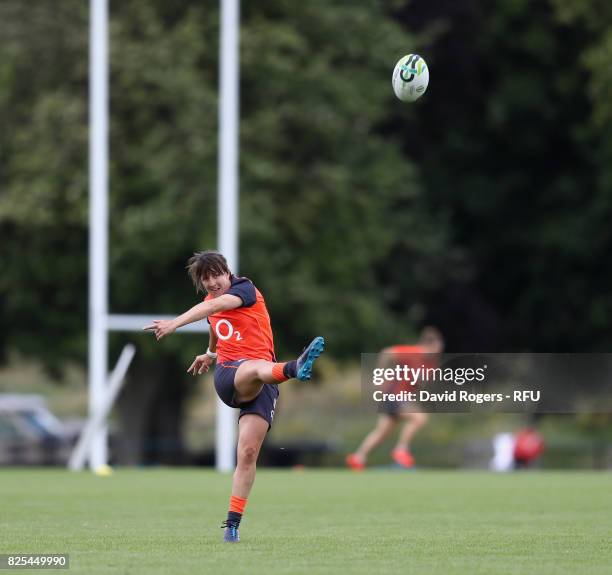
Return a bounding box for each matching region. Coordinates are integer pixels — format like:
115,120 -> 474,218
377,419 -> 394,436
238,361 -> 266,383
238,443 -> 259,466
254,362 -> 270,381
414,412 -> 429,426
240,364 -> 259,382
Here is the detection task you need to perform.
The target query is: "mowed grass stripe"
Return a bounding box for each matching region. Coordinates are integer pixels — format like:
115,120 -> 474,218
2,470 -> 610,574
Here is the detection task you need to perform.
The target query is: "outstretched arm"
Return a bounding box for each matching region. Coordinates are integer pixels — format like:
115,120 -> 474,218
143,294 -> 242,340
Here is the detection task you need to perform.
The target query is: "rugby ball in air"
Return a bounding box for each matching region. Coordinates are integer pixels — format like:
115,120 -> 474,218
392,54 -> 429,102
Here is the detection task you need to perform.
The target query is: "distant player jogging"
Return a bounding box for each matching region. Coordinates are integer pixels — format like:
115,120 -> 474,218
346,327 -> 443,471
144,251 -> 325,542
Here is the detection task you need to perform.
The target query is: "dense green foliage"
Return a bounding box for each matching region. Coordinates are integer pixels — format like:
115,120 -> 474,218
0,0 -> 438,367
404,0 -> 612,351
2,0 -> 611,366
1,1 -> 611,460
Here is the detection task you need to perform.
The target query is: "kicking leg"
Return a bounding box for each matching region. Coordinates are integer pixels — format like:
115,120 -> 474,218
233,336 -> 325,403
223,414 -> 269,542
232,360 -> 279,403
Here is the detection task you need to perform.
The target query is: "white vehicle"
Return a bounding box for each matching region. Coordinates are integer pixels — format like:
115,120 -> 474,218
0,394 -> 80,465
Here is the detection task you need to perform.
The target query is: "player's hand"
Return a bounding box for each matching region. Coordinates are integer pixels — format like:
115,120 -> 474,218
143,319 -> 177,340
187,354 -> 213,375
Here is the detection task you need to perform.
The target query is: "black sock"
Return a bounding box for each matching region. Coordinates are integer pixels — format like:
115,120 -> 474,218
283,360 -> 297,379
227,511 -> 242,526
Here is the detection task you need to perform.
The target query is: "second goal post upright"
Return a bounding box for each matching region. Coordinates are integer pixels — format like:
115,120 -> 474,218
88,0 -> 240,473
216,0 -> 240,473
88,0 -> 109,471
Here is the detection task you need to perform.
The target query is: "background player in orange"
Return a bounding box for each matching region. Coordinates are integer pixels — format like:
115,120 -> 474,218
346,327 -> 444,470
144,251 -> 324,542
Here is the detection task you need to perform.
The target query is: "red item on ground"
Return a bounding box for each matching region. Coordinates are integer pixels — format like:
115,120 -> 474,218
513,428 -> 545,462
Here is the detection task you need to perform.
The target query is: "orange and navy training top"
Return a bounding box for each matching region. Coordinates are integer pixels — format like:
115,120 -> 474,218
383,344 -> 436,393
387,345 -> 429,364
206,276 -> 275,364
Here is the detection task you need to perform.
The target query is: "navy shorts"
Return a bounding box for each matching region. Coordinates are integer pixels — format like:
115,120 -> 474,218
214,360 -> 280,430
379,400 -> 402,418
378,383 -> 419,418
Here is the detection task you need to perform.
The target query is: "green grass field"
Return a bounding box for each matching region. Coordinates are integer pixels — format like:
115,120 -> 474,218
2,469 -> 611,574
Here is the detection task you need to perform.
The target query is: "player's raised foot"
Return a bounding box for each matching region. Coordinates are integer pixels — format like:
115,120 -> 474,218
346,453 -> 365,471
296,336 -> 325,381
391,448 -> 415,469
221,520 -> 240,543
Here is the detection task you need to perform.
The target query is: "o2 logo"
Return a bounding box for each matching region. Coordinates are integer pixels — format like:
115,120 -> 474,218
215,319 -> 243,341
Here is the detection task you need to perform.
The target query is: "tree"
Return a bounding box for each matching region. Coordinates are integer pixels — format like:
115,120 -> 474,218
393,0 -> 612,351
1,0 -> 441,462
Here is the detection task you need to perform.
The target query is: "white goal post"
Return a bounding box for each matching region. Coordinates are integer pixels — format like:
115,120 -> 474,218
84,0 -> 239,472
